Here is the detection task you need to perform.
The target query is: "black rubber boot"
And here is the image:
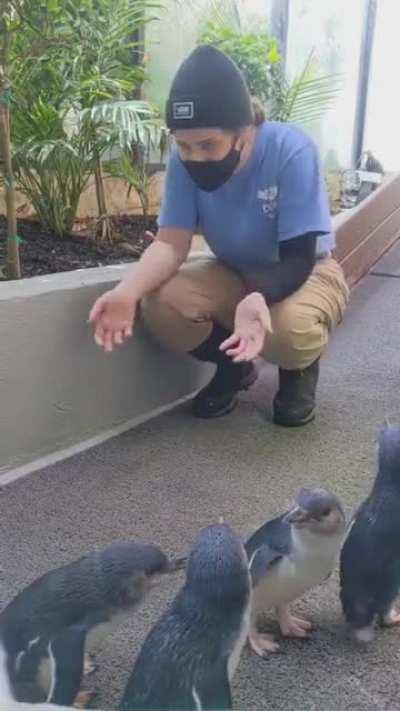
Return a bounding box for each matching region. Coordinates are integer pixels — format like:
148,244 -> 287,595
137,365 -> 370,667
190,324 -> 258,418
273,358 -> 320,427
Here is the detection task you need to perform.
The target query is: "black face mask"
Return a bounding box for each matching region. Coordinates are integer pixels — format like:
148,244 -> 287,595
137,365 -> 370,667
181,140 -> 241,192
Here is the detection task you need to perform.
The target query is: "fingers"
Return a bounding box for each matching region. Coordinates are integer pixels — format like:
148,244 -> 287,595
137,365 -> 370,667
220,334 -> 248,360
88,296 -> 105,323
93,324 -> 133,351
227,333 -> 265,363
220,334 -> 240,352
114,330 -> 124,346
227,338 -> 247,360
233,340 -> 260,363
221,333 -> 256,362
94,324 -> 106,348
103,330 -> 114,353
221,325 -> 267,362
221,334 -> 253,363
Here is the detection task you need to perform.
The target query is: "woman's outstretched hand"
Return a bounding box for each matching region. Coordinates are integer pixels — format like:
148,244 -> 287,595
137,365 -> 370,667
220,292 -> 273,362
88,285 -> 137,352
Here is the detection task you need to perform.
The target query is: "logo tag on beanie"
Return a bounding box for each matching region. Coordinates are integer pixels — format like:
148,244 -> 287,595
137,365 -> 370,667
172,101 -> 194,120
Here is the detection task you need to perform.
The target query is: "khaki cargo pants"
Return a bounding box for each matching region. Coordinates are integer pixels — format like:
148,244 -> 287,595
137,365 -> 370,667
141,254 -> 350,371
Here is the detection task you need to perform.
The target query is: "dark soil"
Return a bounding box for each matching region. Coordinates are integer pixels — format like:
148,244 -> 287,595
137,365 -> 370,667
0,214 -> 158,281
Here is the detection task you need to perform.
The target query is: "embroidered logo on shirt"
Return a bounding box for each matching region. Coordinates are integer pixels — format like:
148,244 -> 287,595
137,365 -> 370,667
258,186 -> 278,218
173,101 -> 194,120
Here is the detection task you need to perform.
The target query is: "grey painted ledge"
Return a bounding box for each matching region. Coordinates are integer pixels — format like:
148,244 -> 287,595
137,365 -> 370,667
0,263 -> 211,477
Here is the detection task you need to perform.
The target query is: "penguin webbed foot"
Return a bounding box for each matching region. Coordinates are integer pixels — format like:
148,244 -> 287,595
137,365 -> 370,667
277,606 -> 312,639
381,605 -> 400,627
83,653 -> 97,677
73,689 -> 96,708
352,625 -> 376,643
248,630 -> 281,657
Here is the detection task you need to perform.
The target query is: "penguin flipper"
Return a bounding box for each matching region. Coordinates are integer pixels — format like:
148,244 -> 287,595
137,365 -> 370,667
249,544 -> 283,588
47,625 -> 86,705
193,661 -> 232,710
246,514 -> 291,560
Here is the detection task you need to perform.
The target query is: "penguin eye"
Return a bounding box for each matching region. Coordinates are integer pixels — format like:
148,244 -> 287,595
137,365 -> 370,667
321,508 -> 331,517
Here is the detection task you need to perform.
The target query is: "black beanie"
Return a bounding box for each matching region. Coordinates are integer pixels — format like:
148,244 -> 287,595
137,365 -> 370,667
166,45 -> 254,131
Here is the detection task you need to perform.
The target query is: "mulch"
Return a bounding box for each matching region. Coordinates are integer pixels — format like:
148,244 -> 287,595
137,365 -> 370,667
0,214 -> 158,280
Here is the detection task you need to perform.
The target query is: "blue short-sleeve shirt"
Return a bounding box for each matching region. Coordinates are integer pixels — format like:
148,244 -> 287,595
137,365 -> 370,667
158,121 -> 333,274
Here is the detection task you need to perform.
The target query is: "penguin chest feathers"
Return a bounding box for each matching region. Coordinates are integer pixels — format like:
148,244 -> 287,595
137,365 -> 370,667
253,529 -> 341,610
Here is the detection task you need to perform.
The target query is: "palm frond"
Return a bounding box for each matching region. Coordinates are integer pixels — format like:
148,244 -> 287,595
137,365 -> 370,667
268,51 -> 342,126
79,99 -> 163,153
177,0 -> 242,32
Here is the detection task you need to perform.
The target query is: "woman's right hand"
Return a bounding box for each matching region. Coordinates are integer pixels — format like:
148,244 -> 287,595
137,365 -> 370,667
88,285 -> 137,352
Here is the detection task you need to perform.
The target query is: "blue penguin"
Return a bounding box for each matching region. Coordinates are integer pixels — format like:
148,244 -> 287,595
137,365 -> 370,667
246,487 -> 345,656
119,523 -> 251,710
0,541 -> 184,706
340,425 -> 400,642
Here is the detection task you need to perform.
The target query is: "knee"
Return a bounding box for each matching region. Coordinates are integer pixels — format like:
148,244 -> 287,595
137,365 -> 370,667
272,305 -> 324,346
267,305 -> 327,370
143,273 -> 210,323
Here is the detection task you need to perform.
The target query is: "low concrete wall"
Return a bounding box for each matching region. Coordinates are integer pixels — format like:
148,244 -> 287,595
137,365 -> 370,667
0,265 -> 211,476
1,172 -> 400,478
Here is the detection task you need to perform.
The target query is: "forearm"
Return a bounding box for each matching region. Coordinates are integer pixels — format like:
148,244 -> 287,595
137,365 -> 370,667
117,230 -> 191,301
252,258 -> 314,305
246,234 -> 318,305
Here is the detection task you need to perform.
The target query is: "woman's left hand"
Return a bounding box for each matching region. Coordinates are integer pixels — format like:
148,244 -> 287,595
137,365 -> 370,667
220,292 -> 273,362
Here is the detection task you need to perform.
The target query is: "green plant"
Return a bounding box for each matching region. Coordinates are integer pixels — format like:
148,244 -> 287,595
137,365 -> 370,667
106,153 -> 152,220
199,8 -> 341,130
102,103 -> 167,221
267,51 -> 342,126
81,100 -> 163,152
55,0 -> 159,241
7,0 -> 160,239
200,22 -> 281,102
83,99 -> 166,221
11,100 -> 103,235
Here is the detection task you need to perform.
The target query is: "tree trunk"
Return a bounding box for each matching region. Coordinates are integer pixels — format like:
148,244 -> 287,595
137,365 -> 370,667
0,4 -> 21,279
0,87 -> 21,279
94,157 -> 112,243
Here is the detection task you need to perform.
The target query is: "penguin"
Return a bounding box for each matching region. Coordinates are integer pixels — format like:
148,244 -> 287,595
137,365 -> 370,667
119,523 -> 251,710
0,541 -> 184,706
246,487 -> 346,656
340,425 -> 400,642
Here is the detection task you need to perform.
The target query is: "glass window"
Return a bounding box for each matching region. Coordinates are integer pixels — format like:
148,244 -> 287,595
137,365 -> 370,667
286,0 -> 365,168
145,0 -> 273,109
364,0 -> 400,171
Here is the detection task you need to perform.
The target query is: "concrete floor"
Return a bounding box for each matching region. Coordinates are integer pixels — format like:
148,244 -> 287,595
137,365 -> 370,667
2,245 -> 400,710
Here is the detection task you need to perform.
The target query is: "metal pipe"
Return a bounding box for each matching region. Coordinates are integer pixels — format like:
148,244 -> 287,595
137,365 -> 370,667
270,0 -> 290,69
351,0 -> 378,167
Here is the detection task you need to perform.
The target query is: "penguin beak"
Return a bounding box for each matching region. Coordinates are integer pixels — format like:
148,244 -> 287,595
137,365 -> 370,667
284,506 -> 310,525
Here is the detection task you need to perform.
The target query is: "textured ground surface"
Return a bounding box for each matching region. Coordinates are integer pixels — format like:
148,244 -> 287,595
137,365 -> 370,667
1,246 -> 400,710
